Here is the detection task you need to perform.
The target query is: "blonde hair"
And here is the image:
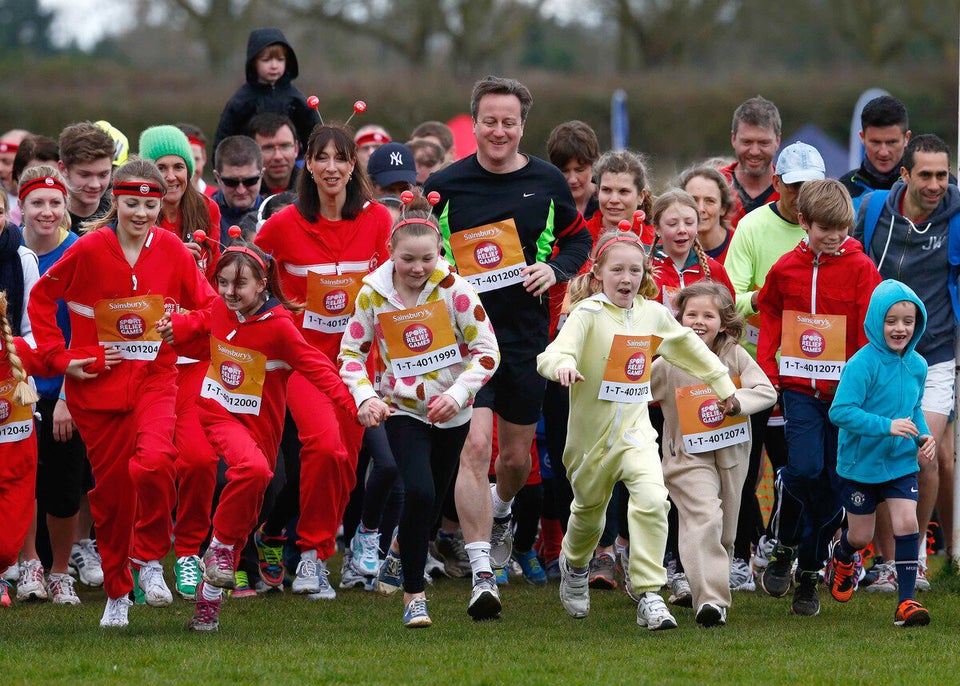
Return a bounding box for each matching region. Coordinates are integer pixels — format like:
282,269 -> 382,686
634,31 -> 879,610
653,189 -> 711,279
568,230 -> 658,306
0,291 -> 39,405
18,165 -> 72,233
675,281 -> 744,356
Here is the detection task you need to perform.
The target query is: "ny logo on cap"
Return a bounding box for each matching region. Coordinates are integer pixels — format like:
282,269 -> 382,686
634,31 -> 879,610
390,152 -> 404,167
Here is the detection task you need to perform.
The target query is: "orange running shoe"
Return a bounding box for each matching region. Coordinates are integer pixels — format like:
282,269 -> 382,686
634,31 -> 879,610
894,599 -> 930,627
828,558 -> 856,602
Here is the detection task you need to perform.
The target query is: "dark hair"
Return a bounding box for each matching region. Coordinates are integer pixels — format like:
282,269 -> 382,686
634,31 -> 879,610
470,75 -> 533,122
58,121 -> 114,168
902,133 -> 949,172
677,165 -> 734,232
247,112 -> 297,140
594,149 -> 653,217
860,96 -> 908,133
410,121 -> 454,152
296,125 -> 373,222
675,281 -> 744,356
215,241 -> 302,313
215,135 -> 263,172
13,135 -> 59,184
261,191 -> 296,221
547,121 -> 600,169
731,96 -> 781,138
85,157 -> 166,233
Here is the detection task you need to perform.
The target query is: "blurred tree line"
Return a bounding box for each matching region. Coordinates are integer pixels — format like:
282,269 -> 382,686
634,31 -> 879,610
0,0 -> 957,183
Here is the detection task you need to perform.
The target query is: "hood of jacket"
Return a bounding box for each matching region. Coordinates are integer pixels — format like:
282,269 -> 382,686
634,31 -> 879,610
863,278 -> 926,359
245,28 -> 299,85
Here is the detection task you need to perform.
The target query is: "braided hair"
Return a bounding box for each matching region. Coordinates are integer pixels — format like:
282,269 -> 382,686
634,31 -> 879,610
0,291 -> 38,405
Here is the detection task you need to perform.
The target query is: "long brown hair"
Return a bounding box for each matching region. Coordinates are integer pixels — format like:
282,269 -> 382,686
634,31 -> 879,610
215,243 -> 303,314
296,125 -> 373,223
675,281 -> 744,356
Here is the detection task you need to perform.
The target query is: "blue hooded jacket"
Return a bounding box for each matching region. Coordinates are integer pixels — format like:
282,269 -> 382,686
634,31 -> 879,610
829,279 -> 929,483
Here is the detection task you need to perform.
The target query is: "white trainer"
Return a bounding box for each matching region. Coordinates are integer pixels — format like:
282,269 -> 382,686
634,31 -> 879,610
100,596 -> 133,628
558,553 -> 590,619
636,591 -> 678,630
137,562 -> 173,607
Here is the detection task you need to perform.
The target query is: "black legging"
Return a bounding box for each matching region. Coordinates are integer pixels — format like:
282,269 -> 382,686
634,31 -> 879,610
341,424 -> 404,556
385,415 -> 469,595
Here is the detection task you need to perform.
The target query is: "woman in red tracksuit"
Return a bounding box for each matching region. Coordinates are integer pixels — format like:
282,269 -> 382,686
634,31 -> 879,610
161,238 -> 359,631
28,158 -> 216,629
254,124 -> 391,595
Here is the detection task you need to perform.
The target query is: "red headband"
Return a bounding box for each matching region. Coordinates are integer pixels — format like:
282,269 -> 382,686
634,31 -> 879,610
596,233 -> 645,260
0,142 -> 19,154
186,135 -> 205,149
391,218 -> 441,239
355,132 -> 390,148
18,176 -> 67,203
113,182 -> 164,198
222,246 -> 267,272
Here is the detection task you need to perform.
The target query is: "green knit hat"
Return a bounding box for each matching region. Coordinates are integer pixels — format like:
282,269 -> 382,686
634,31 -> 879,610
138,125 -> 195,178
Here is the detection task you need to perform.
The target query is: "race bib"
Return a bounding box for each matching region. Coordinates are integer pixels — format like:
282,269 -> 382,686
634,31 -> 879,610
0,378 -> 34,443
303,271 -> 364,335
448,219 -> 526,292
676,378 -> 749,454
200,338 -> 267,415
94,295 -> 165,361
779,310 -> 847,381
598,335 -> 661,403
661,285 -> 680,317
744,312 -> 761,346
379,300 -> 462,378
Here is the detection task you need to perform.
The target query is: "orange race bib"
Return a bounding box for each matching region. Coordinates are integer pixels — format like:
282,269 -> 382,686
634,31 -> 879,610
676,378 -> 748,454
378,300 -> 462,378
0,378 -> 34,443
779,310 -> 847,381
200,338 -> 267,416
661,285 -> 681,317
94,295 -> 165,361
744,311 -> 761,346
598,335 -> 661,403
303,272 -> 364,335
448,219 -> 526,293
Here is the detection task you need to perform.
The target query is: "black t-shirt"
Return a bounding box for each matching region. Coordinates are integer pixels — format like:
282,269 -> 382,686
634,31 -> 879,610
68,194 -> 111,234
424,154 -> 591,349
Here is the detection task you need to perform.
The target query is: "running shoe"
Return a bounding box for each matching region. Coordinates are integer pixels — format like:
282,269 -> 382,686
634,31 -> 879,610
0,579 -> 11,607
231,570 -> 257,599
188,582 -> 221,631
47,573 -> 81,606
668,572 -> 692,607
729,557 -> 755,591
513,548 -> 547,585
636,592 -> 678,630
790,571 -> 820,617
138,563 -> 173,607
559,553 -> 589,619
828,555 -> 856,603
433,532 -> 472,578
403,596 -> 432,628
202,545 -> 236,589
69,539 -> 104,587
894,598 -> 930,627
307,558 -> 336,600
175,555 -> 203,599
377,551 -> 403,596
588,552 -> 618,590
760,542 -> 795,598
695,602 -> 727,628
99,596 -> 133,628
490,515 -> 514,569
863,561 -> 897,593
254,526 -> 286,588
467,571 -> 501,620
751,534 -> 776,579
350,526 -> 382,576
292,550 -> 321,594
16,559 -> 48,602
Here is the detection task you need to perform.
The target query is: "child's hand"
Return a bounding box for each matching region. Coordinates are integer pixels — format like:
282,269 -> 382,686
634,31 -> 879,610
358,397 -> 392,427
918,435 -> 936,462
156,317 -> 174,345
102,346 -> 123,370
63,357 -> 100,380
556,367 -> 584,387
427,393 -> 460,424
890,418 -> 919,438
720,395 -> 740,416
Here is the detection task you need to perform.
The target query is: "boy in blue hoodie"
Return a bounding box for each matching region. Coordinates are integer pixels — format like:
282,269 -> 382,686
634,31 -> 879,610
827,280 -> 935,627
213,28 -> 320,155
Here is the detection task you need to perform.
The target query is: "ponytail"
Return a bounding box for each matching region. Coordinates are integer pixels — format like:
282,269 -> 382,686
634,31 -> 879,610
0,292 -> 38,406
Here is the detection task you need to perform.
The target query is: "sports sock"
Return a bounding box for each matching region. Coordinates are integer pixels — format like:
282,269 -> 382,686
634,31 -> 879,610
894,532 -> 920,604
491,482 -> 513,519
835,530 -> 856,564
465,541 -> 493,576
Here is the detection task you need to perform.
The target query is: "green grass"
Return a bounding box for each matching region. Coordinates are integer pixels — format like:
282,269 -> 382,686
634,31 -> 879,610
4,555 -> 959,685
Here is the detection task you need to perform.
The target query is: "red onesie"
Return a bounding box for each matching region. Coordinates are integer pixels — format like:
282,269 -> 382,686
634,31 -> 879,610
29,225 -> 216,600
255,201 -> 391,558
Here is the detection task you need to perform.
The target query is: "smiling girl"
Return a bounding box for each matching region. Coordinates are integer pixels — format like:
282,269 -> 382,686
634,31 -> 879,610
159,234 -> 357,631
537,230 -> 738,631
28,157 -> 217,629
651,282 -> 776,627
339,194 -> 499,627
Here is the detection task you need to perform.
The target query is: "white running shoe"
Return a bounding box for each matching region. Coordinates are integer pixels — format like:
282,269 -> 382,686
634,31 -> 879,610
667,572 -> 692,607
100,596 -> 133,628
306,558 -> 336,600
137,562 -> 173,607
864,561 -> 898,593
350,527 -> 382,576
2,563 -> 18,582
292,550 -> 321,594
730,557 -> 756,591
636,591 -> 678,630
695,602 -> 727,628
16,559 -> 48,602
70,538 -> 104,587
48,573 -> 81,606
558,553 -> 590,619
751,535 -> 776,579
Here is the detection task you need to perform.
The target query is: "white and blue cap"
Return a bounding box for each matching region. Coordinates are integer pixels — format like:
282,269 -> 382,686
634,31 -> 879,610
776,141 -> 825,184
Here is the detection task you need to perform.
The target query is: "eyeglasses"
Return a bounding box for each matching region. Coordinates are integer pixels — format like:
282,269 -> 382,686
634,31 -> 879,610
261,143 -> 296,155
218,173 -> 262,189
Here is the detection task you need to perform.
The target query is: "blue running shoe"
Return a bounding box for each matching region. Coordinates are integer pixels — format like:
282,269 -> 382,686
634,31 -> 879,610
513,548 -> 547,585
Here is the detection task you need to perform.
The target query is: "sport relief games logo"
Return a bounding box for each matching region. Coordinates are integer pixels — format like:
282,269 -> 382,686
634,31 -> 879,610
220,361 -> 244,390
0,398 -> 9,422
699,399 -> 725,428
800,329 -> 825,357
474,241 -> 503,269
117,313 -> 146,339
324,290 -> 349,314
624,352 -> 646,380
403,324 -> 433,352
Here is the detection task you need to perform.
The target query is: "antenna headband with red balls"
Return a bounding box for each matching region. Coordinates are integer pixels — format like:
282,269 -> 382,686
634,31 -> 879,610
306,96 -> 367,128
113,182 -> 164,198
391,190 -> 442,238
596,233 -> 645,261
18,176 -> 67,203
198,225 -> 269,272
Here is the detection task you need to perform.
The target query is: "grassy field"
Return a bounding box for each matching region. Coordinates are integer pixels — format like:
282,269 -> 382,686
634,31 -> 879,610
3,555 -> 958,685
